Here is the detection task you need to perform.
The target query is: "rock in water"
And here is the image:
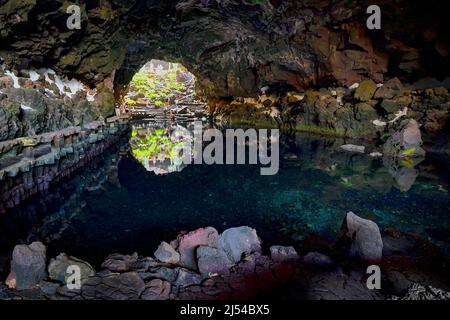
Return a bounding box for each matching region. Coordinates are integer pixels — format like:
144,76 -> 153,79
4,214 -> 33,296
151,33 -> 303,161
154,242 -> 180,264
383,119 -> 426,158
341,212 -> 383,263
218,226 -> 262,263
8,242 -> 47,290
270,246 -> 300,263
177,227 -> 219,270
48,253 -> 95,286
197,246 -> 234,276
340,144 -> 366,153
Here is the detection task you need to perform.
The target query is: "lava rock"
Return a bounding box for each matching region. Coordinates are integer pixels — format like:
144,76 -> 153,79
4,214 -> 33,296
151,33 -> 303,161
102,253 -> 154,272
383,119 -> 425,158
8,242 -> 47,290
48,253 -> 95,286
177,227 -> 219,270
154,241 -> 180,264
341,212 -> 383,263
197,246 -> 234,276
270,246 -> 300,263
355,80 -> 377,101
141,279 -> 171,300
81,271 -> 145,300
374,78 -> 404,99
218,226 -> 262,263
174,268 -> 204,287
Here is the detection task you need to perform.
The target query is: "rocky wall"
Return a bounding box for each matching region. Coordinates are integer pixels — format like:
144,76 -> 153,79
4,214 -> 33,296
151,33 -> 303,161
0,115 -> 130,213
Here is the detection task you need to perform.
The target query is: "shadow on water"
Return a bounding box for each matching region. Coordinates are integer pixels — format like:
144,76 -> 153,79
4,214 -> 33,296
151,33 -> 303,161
0,119 -> 449,276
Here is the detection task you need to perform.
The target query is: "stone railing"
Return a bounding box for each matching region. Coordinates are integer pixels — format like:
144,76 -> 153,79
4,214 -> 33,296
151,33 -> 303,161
0,116 -> 130,213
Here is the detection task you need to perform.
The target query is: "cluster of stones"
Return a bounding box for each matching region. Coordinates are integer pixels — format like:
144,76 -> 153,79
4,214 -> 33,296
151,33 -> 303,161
0,212 -> 389,300
210,79 -> 449,149
0,116 -> 129,213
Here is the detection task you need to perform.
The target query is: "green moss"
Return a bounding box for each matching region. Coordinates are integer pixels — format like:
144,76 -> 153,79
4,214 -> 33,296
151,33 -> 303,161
293,124 -> 347,136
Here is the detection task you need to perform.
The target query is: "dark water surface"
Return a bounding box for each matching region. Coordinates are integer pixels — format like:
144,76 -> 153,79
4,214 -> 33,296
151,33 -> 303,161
0,119 -> 449,274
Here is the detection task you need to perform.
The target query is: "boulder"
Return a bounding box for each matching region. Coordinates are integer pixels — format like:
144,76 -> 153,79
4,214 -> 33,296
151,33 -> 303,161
374,78 -> 404,99
341,212 -> 383,263
218,226 -> 262,263
8,242 -> 47,290
354,80 -> 377,101
197,246 -> 234,276
303,252 -> 334,266
270,246 -> 300,263
48,253 -> 95,286
177,227 -> 219,270
154,241 -> 180,264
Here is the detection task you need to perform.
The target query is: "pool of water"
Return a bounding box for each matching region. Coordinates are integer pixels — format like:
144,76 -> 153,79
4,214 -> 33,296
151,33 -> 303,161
0,119 -> 449,274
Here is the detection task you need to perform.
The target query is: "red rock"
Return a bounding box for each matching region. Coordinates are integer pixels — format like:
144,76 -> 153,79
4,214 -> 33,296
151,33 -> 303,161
177,227 -> 219,270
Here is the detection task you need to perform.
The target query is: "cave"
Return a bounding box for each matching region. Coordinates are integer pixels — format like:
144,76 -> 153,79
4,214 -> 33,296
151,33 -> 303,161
0,0 -> 450,305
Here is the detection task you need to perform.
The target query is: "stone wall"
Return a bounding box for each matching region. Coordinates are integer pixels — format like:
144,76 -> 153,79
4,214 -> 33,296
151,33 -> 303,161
0,116 -> 130,213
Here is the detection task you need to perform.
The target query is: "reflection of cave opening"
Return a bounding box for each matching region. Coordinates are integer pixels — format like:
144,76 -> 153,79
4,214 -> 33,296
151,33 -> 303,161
121,59 -> 204,115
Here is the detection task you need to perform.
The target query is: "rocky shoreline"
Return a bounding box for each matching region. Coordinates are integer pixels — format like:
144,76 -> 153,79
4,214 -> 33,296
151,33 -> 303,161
1,212 -> 449,301
210,78 -> 449,155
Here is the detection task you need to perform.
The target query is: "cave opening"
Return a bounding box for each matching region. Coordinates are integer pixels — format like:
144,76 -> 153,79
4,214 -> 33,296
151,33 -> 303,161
118,59 -> 206,117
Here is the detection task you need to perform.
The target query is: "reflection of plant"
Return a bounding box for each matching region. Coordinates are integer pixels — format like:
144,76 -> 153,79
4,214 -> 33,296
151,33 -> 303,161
125,98 -> 137,106
132,129 -> 180,162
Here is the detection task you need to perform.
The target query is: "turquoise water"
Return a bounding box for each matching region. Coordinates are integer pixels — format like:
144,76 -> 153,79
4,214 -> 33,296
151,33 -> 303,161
0,119 -> 449,272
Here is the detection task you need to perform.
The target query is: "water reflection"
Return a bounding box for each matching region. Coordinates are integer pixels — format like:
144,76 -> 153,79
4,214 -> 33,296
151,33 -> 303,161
0,120 -> 448,275
130,124 -> 193,175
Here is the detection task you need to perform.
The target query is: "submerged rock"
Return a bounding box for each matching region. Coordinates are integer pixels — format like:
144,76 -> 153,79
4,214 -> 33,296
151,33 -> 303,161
341,212 -> 383,263
218,226 -> 262,263
8,242 -> 47,290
